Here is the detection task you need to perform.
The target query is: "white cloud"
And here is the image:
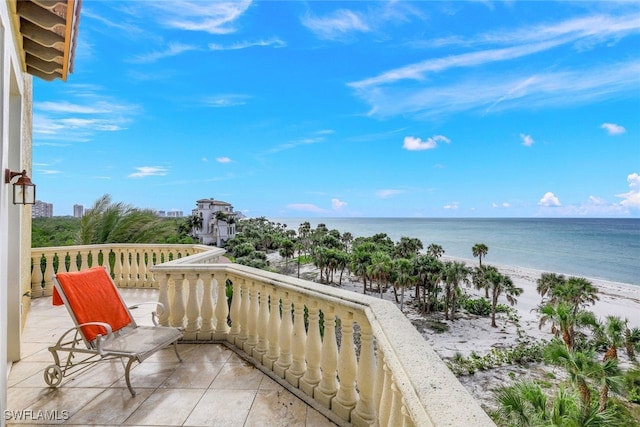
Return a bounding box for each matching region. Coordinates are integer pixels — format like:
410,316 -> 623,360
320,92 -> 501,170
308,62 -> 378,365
302,9 -> 370,40
286,203 -> 327,213
376,189 -> 406,198
520,133 -> 534,147
216,157 -> 232,163
153,1 -> 252,34
128,166 -> 168,178
444,202 -> 459,210
538,192 -> 561,207
202,157 -> 208,162
131,43 -> 200,63
616,172 -> 640,208
209,38 -> 286,50
403,135 -> 450,151
601,122 -> 626,135
202,94 -> 249,108
493,202 -> 512,208
331,198 -> 347,210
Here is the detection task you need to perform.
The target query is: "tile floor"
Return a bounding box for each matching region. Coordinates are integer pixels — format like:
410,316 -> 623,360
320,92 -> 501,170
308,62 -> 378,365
7,289 -> 337,426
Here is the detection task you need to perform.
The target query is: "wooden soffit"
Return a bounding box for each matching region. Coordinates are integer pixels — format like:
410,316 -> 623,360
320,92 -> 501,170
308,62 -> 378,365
10,0 -> 82,81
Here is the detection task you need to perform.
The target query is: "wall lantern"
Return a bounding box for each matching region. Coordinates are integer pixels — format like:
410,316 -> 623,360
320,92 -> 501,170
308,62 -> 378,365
5,169 -> 36,205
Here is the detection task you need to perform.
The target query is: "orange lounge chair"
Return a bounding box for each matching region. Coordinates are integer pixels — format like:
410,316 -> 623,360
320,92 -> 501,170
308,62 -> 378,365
45,266 -> 183,396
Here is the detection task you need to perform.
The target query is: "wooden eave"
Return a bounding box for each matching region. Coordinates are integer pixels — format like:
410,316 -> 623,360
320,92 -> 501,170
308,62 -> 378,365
9,0 -> 82,81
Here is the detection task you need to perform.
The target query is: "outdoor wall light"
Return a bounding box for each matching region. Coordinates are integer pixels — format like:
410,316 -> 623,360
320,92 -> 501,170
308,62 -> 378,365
5,169 -> 36,205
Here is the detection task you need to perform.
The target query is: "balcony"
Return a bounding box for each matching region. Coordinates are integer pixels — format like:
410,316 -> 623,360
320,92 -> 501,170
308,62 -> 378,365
10,244 -> 495,426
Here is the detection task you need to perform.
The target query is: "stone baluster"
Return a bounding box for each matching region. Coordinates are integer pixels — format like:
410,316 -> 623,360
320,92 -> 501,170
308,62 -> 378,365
113,249 -> 123,285
79,249 -> 90,270
68,251 -> 78,272
98,250 -> 108,272
123,249 -> 132,287
333,312 -> 359,421
253,284 -> 270,361
285,295 -> 307,387
130,249 -> 139,287
300,301 -> 322,397
157,273 -> 170,326
263,289 -> 280,370
274,292 -> 292,378
235,279 -> 250,348
184,273 -> 200,340
315,305 -> 338,408
139,249 -> 149,286
42,253 -> 56,296
213,273 -> 230,339
200,273 -> 215,339
243,283 -> 259,354
387,381 -> 402,427
228,277 -> 242,344
31,255 -> 44,298
170,273 -> 186,328
378,362 -> 393,427
351,323 -> 377,426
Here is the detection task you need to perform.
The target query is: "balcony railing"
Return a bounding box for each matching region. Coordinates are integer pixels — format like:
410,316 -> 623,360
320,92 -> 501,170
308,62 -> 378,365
30,244 -> 495,427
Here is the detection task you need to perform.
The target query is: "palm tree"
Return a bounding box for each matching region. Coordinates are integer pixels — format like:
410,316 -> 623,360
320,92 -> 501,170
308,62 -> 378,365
279,239 -> 295,273
595,316 -> 625,362
350,243 -> 375,294
472,265 -> 491,299
486,268 -> 523,328
392,258 -> 415,312
212,210 -> 228,246
77,194 -> 174,245
472,243 -> 488,267
368,251 -> 392,298
427,243 -> 444,258
394,236 -> 423,259
442,261 -> 470,321
538,302 -> 597,350
536,272 -> 566,302
544,340 -> 598,408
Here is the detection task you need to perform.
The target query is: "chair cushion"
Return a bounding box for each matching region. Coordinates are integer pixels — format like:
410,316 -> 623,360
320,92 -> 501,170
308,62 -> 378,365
55,267 -> 133,342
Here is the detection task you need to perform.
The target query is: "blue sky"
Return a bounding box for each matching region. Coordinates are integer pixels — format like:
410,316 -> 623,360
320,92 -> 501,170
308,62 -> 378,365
33,1 -> 639,218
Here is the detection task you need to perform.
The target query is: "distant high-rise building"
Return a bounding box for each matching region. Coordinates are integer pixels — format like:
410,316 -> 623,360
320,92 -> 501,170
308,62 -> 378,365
157,210 -> 166,217
32,201 -> 53,218
167,210 -> 183,218
73,204 -> 84,218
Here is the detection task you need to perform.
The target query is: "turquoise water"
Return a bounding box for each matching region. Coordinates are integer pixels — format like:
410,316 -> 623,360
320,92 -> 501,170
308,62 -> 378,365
269,218 -> 640,286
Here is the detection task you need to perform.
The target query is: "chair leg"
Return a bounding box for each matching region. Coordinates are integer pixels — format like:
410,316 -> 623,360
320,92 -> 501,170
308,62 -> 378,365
173,341 -> 183,362
124,357 -> 137,397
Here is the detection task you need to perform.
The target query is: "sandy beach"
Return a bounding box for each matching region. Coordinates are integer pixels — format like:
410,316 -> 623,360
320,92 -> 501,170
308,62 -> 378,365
266,252 -> 640,410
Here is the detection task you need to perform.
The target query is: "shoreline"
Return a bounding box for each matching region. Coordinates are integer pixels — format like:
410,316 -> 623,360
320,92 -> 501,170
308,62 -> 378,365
266,251 -> 640,411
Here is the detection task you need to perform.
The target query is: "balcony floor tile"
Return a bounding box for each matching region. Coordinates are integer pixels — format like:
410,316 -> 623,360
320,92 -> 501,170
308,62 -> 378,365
7,289 -> 337,427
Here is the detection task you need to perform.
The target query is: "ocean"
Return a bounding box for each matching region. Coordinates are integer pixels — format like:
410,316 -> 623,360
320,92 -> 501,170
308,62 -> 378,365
268,218 -> 640,286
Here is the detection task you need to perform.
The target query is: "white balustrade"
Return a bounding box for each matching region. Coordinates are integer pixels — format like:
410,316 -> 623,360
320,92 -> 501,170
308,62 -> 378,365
29,243 -> 494,426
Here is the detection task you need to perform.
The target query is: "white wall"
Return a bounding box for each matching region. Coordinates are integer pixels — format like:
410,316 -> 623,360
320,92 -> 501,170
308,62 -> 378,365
0,3 -> 29,425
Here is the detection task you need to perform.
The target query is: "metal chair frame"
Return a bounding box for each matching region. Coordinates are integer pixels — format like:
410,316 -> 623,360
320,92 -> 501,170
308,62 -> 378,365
45,267 -> 183,396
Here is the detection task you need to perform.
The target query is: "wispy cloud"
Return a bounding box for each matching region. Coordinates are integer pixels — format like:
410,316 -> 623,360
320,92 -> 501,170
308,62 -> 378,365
601,122 -> 626,135
151,1 -> 252,34
216,157 -> 232,163
128,166 -> 169,178
131,42 -> 200,63
376,189 -> 406,198
202,94 -> 250,108
286,203 -> 327,213
266,130 -> 333,154
302,9 -> 370,41
443,202 -> 459,210
403,135 -> 450,151
538,191 -> 561,207
209,38 -> 286,50
349,13 -> 640,118
33,89 -> 140,143
352,60 -> 640,118
520,134 -> 535,147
